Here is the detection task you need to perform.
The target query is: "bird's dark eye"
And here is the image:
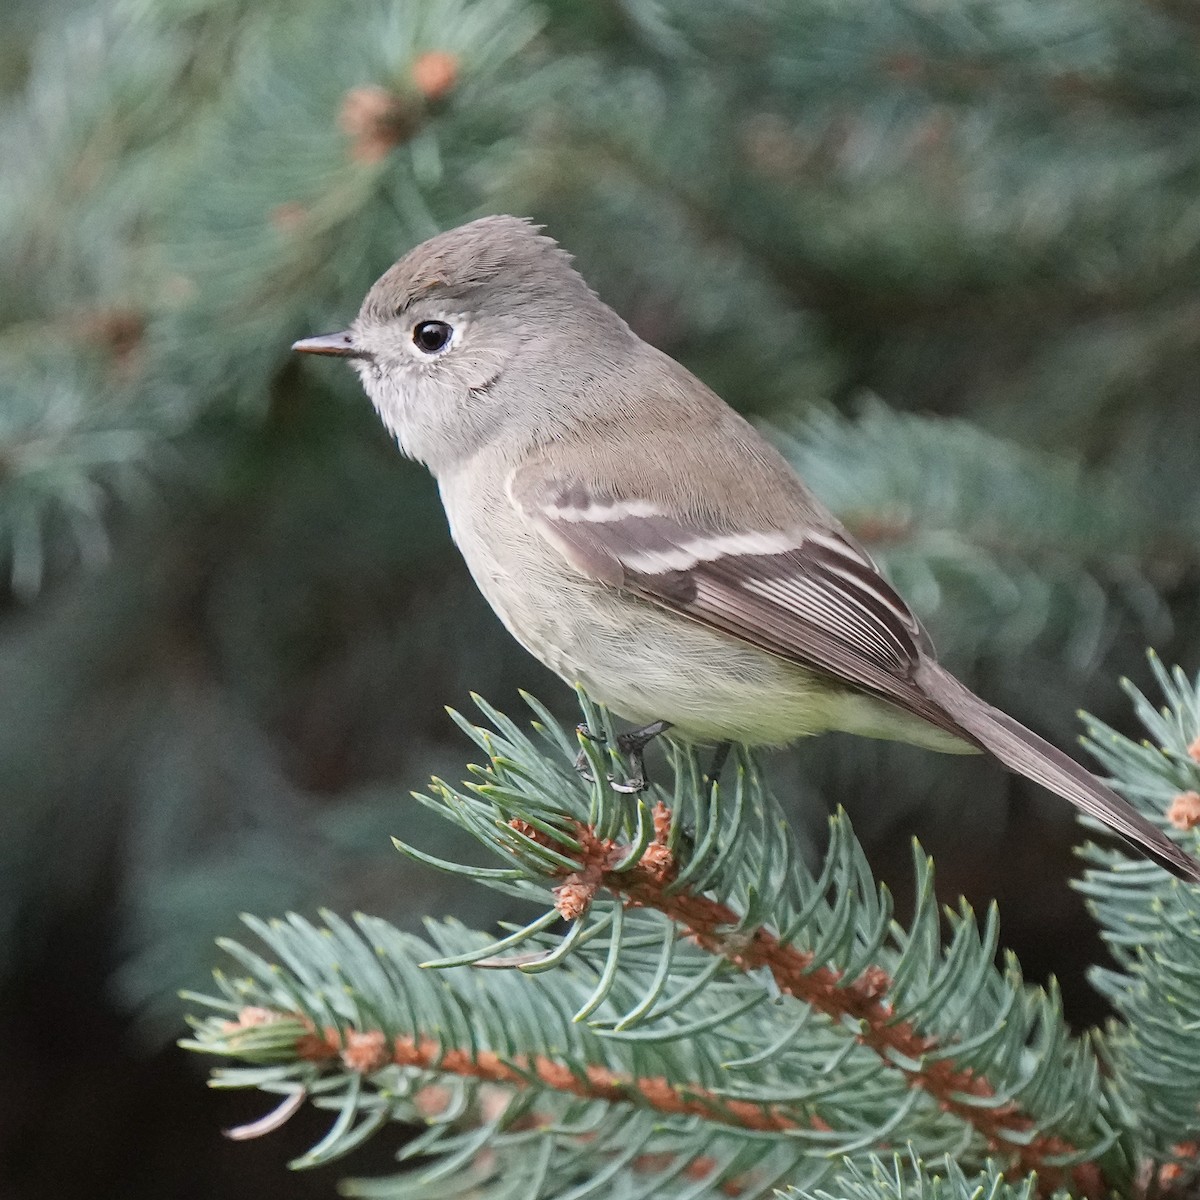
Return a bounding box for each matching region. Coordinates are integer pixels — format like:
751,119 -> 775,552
412,320 -> 453,354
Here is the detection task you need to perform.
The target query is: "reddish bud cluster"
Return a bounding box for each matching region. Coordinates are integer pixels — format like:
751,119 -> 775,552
412,51 -> 459,101
553,824 -> 621,918
342,1030 -> 389,1074
76,307 -> 145,369
221,1006 -> 281,1033
338,86 -> 418,162
508,817 -> 551,846
1157,1142 -> 1199,1190
336,53 -> 458,163
1168,791 -> 1200,831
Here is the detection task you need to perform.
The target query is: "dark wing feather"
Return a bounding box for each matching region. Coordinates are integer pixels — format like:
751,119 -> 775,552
511,470 -> 969,742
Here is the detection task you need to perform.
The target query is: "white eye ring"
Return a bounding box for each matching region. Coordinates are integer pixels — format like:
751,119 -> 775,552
412,320 -> 454,355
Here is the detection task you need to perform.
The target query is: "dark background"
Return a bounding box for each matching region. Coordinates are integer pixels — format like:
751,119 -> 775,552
4,0 -> 1200,1194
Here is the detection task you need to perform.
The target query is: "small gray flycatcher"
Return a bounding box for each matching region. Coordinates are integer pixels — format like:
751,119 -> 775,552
294,214 -> 1200,881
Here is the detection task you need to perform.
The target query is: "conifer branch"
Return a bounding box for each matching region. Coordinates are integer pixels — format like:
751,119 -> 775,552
504,802 -> 1095,1193
284,1017 -> 814,1136
183,693 -> 1132,1197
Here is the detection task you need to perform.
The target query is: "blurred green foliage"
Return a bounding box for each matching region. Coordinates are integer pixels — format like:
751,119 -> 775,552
4,0 -> 1200,1196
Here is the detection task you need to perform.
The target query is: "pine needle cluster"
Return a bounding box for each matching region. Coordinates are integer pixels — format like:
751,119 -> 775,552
185,667 -> 1200,1198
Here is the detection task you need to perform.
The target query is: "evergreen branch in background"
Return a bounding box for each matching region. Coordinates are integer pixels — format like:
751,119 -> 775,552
669,0 -> 1200,309
5,0 -> 1200,633
184,688 -> 1199,1199
0,0 -> 546,598
150,0 -> 546,403
771,400 -> 1181,666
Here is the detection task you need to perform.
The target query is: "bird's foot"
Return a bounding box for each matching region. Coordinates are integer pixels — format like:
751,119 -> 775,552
612,720 -> 673,792
573,720 -> 673,793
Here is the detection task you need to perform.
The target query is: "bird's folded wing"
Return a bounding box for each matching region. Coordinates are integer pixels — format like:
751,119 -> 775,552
508,466 -> 967,741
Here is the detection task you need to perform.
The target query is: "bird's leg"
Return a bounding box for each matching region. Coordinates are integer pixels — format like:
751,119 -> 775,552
704,741 -> 732,795
611,720 -> 673,793
573,720 -> 673,793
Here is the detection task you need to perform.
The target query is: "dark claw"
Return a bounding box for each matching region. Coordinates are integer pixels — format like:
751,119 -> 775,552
572,720 -> 672,794
607,773 -> 647,795
611,720 -> 672,793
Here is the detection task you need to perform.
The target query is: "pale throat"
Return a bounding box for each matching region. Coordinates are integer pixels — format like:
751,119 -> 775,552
362,366 -> 497,475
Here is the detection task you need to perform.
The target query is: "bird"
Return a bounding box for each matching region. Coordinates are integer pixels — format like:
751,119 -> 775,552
293,214 -> 1200,882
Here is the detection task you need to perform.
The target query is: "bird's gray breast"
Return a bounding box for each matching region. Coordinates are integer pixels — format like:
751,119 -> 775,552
437,462 -> 606,679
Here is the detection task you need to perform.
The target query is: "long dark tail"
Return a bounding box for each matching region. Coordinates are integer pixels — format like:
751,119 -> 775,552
918,661 -> 1200,882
